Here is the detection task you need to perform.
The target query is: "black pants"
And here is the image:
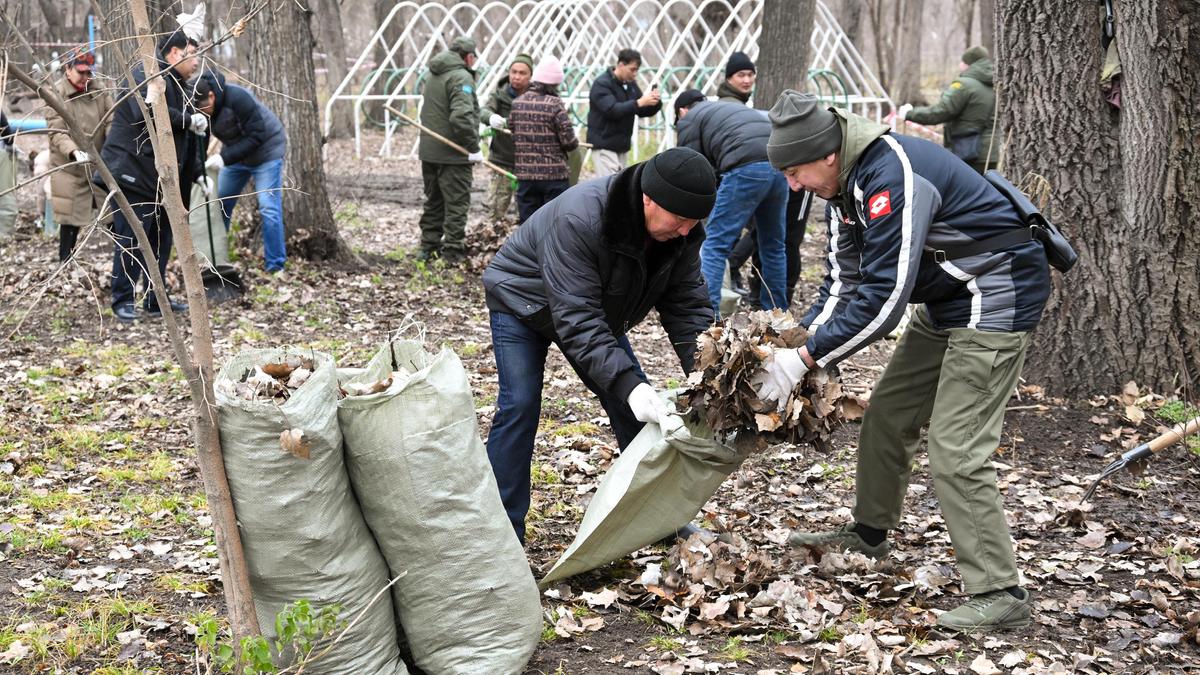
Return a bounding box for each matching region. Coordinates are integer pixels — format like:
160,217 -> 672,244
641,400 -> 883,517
732,189 -> 813,307
59,224 -> 81,262
515,179 -> 569,224
110,199 -> 173,311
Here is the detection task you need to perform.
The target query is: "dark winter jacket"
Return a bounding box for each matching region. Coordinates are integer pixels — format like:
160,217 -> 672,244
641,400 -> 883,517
802,113 -> 1049,369
905,58 -> 999,171
510,86 -> 578,181
99,61 -> 204,202
715,80 -> 751,105
484,163 -> 713,402
205,74 -> 286,167
585,69 -> 661,153
0,112 -> 12,143
418,50 -> 480,165
674,101 -> 771,175
481,76 -> 520,169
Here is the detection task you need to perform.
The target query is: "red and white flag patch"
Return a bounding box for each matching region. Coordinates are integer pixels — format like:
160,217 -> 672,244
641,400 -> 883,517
868,190 -> 892,219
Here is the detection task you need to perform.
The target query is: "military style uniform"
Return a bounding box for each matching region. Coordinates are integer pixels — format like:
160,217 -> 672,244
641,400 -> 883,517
906,58 -> 999,173
418,44 -> 480,260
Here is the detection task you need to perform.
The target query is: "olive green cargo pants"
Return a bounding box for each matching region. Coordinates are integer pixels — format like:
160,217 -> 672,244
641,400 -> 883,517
854,306 -> 1030,594
419,161 -> 473,256
486,171 -> 515,221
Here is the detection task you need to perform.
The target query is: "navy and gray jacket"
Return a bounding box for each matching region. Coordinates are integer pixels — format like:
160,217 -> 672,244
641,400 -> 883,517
586,69 -> 661,153
484,163 -> 713,402
207,78 -> 286,167
802,133 -> 1050,368
674,100 -> 772,174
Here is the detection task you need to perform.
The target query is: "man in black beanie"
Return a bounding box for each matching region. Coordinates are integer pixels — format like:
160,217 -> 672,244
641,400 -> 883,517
718,51 -> 756,104
483,147 -> 717,544
756,90 -> 1051,634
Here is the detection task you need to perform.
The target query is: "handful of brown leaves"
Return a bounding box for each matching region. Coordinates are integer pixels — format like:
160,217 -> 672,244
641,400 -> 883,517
217,355 -> 315,402
683,310 -> 864,449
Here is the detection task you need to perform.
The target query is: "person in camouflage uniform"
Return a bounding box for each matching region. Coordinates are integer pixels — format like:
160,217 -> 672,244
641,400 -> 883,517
481,53 -> 533,221
899,45 -> 999,173
418,36 -> 481,263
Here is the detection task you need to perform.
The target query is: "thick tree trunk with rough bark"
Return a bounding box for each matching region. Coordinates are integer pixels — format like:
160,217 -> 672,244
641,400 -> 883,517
997,0 -> 1200,397
890,0 -> 924,104
755,0 -> 815,110
248,0 -> 345,261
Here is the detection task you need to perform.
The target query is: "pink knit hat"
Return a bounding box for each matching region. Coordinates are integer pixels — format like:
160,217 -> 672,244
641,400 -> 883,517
532,56 -> 565,86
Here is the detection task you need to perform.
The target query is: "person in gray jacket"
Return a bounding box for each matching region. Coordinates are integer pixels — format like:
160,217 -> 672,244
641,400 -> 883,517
673,90 -> 789,315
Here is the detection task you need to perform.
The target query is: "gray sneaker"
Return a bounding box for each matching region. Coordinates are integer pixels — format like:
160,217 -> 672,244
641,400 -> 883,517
788,522 -> 890,559
936,588 -> 1031,633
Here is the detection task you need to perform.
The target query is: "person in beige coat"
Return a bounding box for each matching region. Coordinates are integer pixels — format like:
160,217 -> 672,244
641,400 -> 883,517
45,51 -> 112,262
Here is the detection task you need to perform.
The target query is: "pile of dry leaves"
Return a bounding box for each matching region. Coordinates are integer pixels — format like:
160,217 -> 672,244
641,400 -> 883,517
466,216 -> 518,271
684,310 -> 865,448
215,355 -> 315,401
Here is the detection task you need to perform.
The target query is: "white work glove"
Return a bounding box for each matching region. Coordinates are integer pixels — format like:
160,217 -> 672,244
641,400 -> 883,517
205,154 -> 224,171
467,151 -> 484,163
626,382 -> 672,425
896,103 -> 913,121
71,150 -> 90,163
197,175 -> 213,197
488,113 -> 507,130
751,348 -> 810,411
188,112 -> 209,134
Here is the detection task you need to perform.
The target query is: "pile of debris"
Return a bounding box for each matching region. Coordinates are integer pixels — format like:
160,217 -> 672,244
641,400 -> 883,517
683,310 -> 865,449
215,354 -> 315,401
466,216 -> 518,271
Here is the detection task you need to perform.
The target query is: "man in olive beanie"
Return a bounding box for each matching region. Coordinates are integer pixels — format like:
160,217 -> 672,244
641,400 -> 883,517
757,90 -> 1052,634
897,45 -> 998,172
483,147 -> 716,543
418,35 -> 482,263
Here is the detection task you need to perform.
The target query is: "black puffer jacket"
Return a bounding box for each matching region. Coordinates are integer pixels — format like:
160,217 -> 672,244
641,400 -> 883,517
586,69 -> 661,153
674,100 -> 771,174
205,72 -> 286,167
484,163 -> 713,402
99,61 -> 204,202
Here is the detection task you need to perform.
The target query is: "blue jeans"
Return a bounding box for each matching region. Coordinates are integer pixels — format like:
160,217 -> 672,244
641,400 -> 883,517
700,161 -> 789,315
485,310 -> 647,543
217,158 -> 286,271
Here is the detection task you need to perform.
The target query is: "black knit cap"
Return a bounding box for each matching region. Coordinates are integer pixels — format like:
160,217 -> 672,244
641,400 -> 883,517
725,51 -> 756,78
640,147 -> 717,220
673,88 -> 706,125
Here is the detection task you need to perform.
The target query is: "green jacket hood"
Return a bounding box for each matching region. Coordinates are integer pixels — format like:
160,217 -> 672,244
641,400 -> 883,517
429,50 -> 470,76
716,80 -> 751,104
961,58 -> 993,87
833,108 -> 890,194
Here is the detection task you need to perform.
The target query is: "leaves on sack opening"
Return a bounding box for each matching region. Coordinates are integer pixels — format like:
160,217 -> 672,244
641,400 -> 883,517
279,428 -> 311,459
217,356 -> 317,402
683,309 -> 866,447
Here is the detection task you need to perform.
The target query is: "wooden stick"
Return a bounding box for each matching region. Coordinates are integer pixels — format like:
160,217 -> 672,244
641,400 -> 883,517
384,105 -> 515,180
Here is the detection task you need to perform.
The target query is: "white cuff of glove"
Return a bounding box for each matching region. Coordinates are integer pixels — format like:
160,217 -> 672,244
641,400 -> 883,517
467,151 -> 484,163
627,382 -> 672,425
72,150 -> 90,163
896,103 -> 913,121
752,348 -> 810,411
205,154 -> 224,171
489,113 -> 507,130
189,113 -> 209,134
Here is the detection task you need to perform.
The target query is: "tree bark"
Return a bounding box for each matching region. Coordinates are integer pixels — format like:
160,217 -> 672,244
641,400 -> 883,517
997,0 -> 1200,397
959,0 -> 975,51
313,0 -> 353,138
248,0 -> 346,261
755,0 -> 816,109
890,0 -> 924,104
835,0 -> 865,46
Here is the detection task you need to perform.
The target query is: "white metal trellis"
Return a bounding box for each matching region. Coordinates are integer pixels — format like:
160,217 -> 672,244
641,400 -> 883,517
325,0 -> 894,159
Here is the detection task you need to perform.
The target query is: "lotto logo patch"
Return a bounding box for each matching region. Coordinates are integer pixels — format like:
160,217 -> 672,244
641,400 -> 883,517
868,191 -> 892,219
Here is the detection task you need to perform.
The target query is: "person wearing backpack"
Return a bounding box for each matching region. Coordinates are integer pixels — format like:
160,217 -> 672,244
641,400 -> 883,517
755,90 -> 1051,633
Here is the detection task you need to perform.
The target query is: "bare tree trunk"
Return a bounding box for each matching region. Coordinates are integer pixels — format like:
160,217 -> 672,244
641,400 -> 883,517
959,0 -> 975,50
36,0 -> 66,38
978,0 -> 995,53
997,0 -> 1200,397
865,0 -> 895,92
834,0 -> 865,45
756,0 -> 816,109
890,0 -> 924,104
313,0 -> 353,138
248,0 -> 346,261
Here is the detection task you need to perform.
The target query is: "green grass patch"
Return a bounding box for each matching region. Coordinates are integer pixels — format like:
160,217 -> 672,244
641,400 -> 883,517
717,636 -> 751,661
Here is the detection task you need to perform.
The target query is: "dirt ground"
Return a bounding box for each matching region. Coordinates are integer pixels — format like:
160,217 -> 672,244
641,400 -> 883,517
1,132 -> 1198,674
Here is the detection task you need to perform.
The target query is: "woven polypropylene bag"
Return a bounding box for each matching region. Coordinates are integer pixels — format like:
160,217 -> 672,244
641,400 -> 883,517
216,349 -> 408,674
338,341 -> 543,675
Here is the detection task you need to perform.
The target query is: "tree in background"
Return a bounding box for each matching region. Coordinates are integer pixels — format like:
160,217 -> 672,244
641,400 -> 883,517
996,0 -> 1200,397
755,0 -> 816,110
